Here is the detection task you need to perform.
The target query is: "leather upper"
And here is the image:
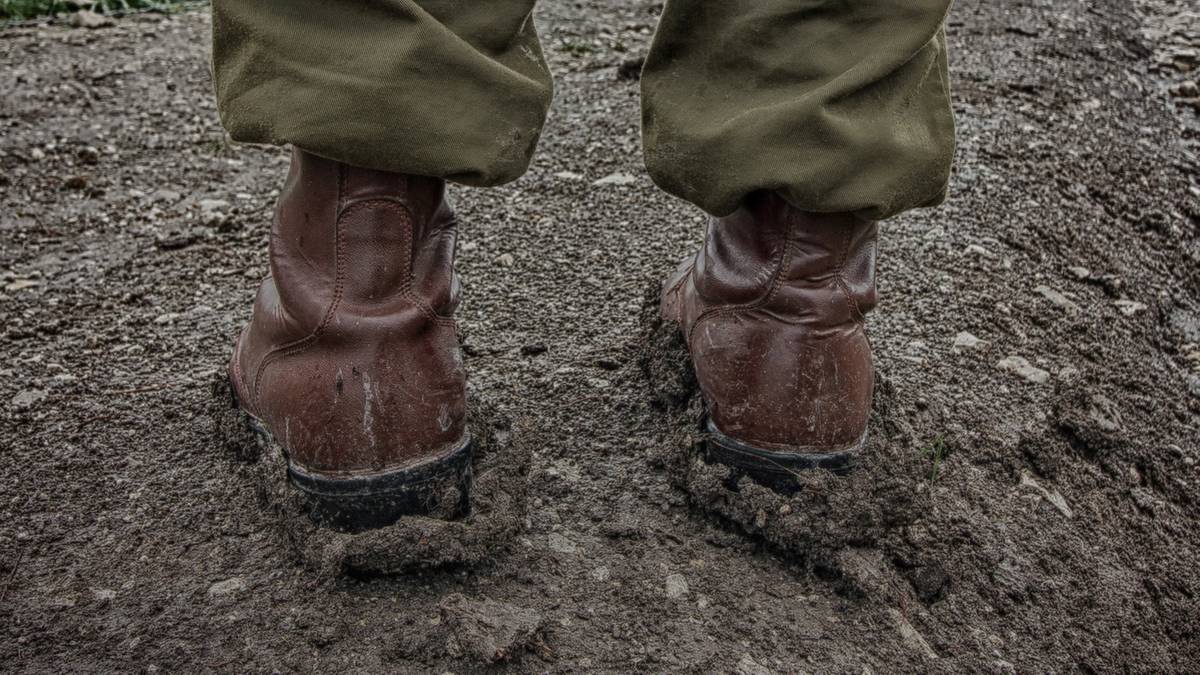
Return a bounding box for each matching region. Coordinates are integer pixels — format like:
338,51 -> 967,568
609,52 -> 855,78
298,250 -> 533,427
662,191 -> 878,451
230,149 -> 467,476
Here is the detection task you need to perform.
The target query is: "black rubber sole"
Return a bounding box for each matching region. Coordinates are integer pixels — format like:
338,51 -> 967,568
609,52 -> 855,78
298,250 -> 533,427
700,418 -> 862,494
287,437 -> 474,532
226,380 -> 473,533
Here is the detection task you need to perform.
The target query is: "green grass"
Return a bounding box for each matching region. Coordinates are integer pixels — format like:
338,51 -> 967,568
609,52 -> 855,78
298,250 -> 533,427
922,436 -> 949,483
0,0 -> 181,21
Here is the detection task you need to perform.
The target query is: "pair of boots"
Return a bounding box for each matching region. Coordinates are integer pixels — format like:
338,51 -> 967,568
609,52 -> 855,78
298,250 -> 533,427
228,150 -> 877,531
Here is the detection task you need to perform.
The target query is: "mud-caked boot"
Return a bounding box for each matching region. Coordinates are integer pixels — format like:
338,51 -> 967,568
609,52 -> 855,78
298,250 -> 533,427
228,149 -> 471,531
661,191 -> 878,490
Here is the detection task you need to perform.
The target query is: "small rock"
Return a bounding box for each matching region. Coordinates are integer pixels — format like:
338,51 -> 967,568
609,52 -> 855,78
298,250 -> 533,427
156,230 -> 201,251
904,564 -> 950,604
665,573 -> 689,599
150,188 -> 181,204
1113,299 -> 1147,316
494,253 -> 515,267
1018,471 -> 1073,518
1034,285 -> 1081,312
207,577 -> 247,598
735,654 -> 771,675
70,9 -> 114,29
63,175 -> 89,190
553,171 -> 584,181
590,566 -> 610,582
153,313 -> 183,325
1067,266 -> 1091,280
547,532 -> 577,554
4,279 -> 39,292
592,172 -> 637,187
520,343 -> 547,357
11,389 -> 48,410
952,331 -> 986,352
996,356 -> 1050,384
198,198 -> 231,214
77,147 -> 100,165
29,148 -> 46,161
92,588 -> 116,602
888,609 -> 938,660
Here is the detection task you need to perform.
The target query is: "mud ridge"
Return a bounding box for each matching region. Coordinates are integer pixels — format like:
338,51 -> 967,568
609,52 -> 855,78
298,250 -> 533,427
209,377 -> 532,576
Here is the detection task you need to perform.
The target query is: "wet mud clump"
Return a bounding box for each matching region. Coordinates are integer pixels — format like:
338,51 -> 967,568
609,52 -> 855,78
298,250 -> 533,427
637,289 -> 933,564
210,377 -> 531,576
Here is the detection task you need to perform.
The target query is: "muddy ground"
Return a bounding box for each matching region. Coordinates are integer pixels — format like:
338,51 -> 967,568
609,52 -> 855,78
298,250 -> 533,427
2,0 -> 1199,672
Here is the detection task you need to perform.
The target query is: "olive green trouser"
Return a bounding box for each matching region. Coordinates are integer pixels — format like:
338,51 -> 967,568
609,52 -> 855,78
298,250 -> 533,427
212,1 -> 955,220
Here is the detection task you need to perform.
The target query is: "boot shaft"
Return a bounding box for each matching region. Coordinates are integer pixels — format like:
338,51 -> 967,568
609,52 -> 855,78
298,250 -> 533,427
694,191 -> 878,328
270,149 -> 459,322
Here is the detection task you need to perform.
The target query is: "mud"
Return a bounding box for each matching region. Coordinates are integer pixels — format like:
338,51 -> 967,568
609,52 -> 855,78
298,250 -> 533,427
210,378 -> 532,577
2,0 -> 1199,672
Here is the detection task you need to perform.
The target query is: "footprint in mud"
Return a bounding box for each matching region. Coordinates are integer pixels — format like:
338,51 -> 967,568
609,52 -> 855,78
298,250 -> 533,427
635,284 -> 934,565
209,377 -> 531,577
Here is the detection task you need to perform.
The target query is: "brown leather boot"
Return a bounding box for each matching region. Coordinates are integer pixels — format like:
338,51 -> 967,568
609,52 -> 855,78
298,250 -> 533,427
228,149 -> 471,531
661,191 -> 878,489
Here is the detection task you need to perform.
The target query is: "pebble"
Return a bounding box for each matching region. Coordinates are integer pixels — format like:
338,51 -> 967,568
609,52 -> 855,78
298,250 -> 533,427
592,172 -> 637,187
4,279 -> 39,292
735,654 -> 771,675
153,313 -> 182,325
1018,471 -> 1073,518
520,343 -> 547,357
63,175 -> 89,190
494,253 -> 515,267
665,573 -> 689,599
1034,285 -> 1081,312
150,188 -> 182,204
198,198 -> 230,214
70,9 -> 114,28
996,356 -> 1050,384
207,577 -> 247,598
554,171 -> 584,181
887,609 -> 938,660
590,566 -> 610,582
1113,299 -> 1147,315
547,532 -> 577,554
952,331 -> 986,352
10,389 -> 47,410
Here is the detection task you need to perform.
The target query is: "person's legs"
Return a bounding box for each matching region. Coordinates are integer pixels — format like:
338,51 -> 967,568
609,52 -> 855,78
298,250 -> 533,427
212,0 -> 553,184
211,1 -> 552,530
651,1 -> 955,487
641,0 -> 955,220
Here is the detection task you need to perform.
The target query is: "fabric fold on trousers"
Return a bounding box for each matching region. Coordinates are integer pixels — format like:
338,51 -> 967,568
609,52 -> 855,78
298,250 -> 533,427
640,0 -> 956,220
212,0 -> 553,187
212,0 -> 956,221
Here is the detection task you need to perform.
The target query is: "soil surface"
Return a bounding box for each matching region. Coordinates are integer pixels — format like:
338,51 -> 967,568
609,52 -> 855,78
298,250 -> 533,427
3,1 -> 1199,672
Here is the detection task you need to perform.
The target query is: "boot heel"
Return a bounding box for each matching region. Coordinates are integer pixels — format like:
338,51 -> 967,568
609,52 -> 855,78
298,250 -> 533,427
702,418 -> 861,494
287,438 -> 474,533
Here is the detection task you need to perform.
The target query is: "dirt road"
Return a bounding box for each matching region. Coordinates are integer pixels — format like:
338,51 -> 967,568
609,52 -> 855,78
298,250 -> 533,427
2,1 -> 1198,671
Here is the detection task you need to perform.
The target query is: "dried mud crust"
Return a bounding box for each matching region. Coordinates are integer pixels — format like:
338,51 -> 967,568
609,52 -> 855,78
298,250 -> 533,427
209,376 -> 531,576
636,285 -> 933,564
